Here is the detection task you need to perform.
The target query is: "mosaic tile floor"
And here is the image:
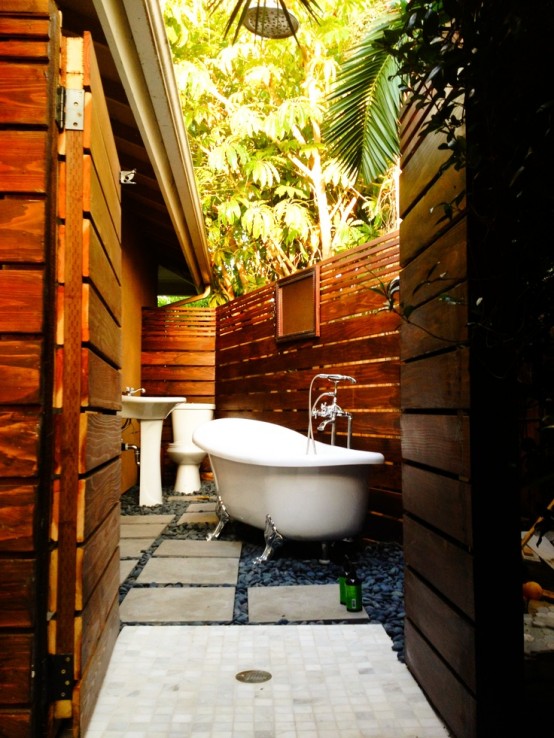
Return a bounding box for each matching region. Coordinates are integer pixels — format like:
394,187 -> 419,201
85,624 -> 450,738
84,493 -> 450,737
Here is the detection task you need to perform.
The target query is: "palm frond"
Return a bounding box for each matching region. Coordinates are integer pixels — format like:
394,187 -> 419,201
322,10 -> 404,184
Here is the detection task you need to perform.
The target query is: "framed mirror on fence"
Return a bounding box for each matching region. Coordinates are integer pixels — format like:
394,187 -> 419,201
275,266 -> 320,343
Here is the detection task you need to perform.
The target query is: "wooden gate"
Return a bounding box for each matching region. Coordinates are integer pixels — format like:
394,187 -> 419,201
49,32 -> 122,737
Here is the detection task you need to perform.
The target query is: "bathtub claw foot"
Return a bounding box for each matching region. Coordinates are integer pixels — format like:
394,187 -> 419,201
206,496 -> 230,541
254,515 -> 285,564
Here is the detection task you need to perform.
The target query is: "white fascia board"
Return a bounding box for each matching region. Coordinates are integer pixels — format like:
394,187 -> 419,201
92,0 -> 211,290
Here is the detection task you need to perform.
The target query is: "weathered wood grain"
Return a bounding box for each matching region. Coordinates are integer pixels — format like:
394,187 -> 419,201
0,131 -> 47,193
0,634 -> 32,703
0,271 -> 43,333
0,413 -> 40,477
0,63 -> 48,125
0,485 -> 35,552
79,460 -> 121,541
0,200 -> 45,262
0,340 -> 41,404
0,559 -> 36,628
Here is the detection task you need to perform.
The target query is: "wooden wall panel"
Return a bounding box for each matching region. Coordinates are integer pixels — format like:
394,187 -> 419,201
404,569 -> 476,691
0,713 -> 32,738
0,63 -> 49,125
0,200 -> 46,261
77,548 -> 119,675
76,503 -> 119,610
0,131 -> 47,192
74,594 -> 119,737
0,340 -> 41,404
0,560 -> 36,628
0,413 -> 40,477
404,620 -> 476,738
141,307 -> 216,403
0,3 -> 54,735
0,271 -> 43,333
402,465 -> 473,547
213,233 -> 402,540
0,634 -> 33,703
79,459 -> 121,541
0,485 -> 35,552
81,349 -> 121,411
52,412 -> 120,477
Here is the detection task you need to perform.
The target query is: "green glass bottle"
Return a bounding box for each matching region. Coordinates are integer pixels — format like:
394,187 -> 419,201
345,566 -> 362,612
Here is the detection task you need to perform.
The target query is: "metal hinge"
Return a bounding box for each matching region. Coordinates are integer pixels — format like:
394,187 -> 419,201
48,654 -> 74,701
55,86 -> 85,131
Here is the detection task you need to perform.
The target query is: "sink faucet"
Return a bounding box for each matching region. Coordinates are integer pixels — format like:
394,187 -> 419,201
123,387 -> 146,396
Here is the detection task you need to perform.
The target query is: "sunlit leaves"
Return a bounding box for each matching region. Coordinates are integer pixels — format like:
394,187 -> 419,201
163,0 -> 394,301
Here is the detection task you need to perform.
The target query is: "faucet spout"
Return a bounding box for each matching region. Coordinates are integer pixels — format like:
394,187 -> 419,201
124,387 -> 146,396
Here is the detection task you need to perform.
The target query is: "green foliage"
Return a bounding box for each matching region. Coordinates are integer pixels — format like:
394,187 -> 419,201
162,0 -> 395,302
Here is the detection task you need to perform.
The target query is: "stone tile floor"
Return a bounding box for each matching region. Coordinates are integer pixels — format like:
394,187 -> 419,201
83,491 -> 451,737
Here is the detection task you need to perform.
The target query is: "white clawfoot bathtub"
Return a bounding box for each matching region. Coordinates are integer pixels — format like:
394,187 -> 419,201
192,418 -> 384,562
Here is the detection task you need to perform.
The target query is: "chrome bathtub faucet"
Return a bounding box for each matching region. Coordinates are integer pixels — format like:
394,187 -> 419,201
307,373 -> 356,450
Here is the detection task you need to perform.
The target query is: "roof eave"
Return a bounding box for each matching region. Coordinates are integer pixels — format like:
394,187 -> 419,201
92,0 -> 211,291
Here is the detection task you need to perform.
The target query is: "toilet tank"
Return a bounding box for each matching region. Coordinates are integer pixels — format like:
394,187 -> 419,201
171,403 -> 215,446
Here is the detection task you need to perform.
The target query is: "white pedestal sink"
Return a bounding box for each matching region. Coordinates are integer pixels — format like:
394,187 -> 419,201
121,396 -> 186,506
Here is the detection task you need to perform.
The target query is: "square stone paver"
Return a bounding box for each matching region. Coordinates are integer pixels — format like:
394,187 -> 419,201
120,514 -> 174,524
120,523 -> 168,539
119,587 -> 235,623
154,539 -> 242,558
248,584 -> 370,623
186,502 -> 216,513
136,557 -> 239,585
120,560 -> 138,583
176,512 -> 219,525
119,539 -> 156,558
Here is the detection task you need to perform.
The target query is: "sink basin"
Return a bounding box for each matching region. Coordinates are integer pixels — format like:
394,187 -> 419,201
120,395 -> 186,506
121,395 -> 187,420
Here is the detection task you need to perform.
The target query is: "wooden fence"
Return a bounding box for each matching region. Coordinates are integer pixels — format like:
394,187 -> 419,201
141,232 -> 401,539
216,231 -> 402,541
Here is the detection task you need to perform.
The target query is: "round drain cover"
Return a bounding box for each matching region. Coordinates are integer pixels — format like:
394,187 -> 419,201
235,669 -> 272,683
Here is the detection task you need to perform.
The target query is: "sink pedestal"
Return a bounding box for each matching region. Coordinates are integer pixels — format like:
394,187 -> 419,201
138,418 -> 166,506
120,395 -> 187,507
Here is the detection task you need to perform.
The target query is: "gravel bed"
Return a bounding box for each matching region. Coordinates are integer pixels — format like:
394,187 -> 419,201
120,482 -> 405,662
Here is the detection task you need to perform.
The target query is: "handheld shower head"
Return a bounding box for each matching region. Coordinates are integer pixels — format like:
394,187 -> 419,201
317,374 -> 357,383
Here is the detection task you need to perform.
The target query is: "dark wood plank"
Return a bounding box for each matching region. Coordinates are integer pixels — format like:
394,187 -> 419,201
401,349 -> 470,410
0,413 -> 39,477
83,284 -> 121,365
80,460 -> 121,541
77,547 -> 119,674
75,594 -> 119,737
0,634 -> 32,703
404,620 -> 475,738
404,517 -> 475,618
0,485 -> 35,552
403,465 -> 473,547
77,503 -> 119,609
79,412 -> 121,475
0,340 -> 41,404
401,414 -> 470,477
0,271 -> 43,333
0,559 -> 36,628
0,63 -> 48,125
85,221 -> 121,324
0,131 -> 47,192
82,350 -> 121,411
0,712 -> 32,738
404,569 -> 476,691
0,200 -> 45,262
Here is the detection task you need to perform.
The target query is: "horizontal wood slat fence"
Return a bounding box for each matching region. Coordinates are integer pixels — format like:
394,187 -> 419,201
142,232 -> 402,541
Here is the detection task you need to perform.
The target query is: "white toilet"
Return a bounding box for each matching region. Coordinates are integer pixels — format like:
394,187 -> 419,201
167,403 -> 215,494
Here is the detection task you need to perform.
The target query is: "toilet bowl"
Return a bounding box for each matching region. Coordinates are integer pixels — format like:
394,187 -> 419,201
167,403 -> 215,494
